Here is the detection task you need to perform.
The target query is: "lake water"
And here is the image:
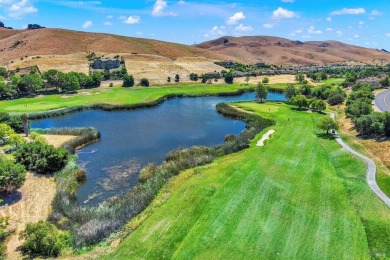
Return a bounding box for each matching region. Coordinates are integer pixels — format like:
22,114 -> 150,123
32,92 -> 286,205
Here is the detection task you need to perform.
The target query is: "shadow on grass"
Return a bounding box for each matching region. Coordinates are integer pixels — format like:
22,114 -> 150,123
316,133 -> 336,140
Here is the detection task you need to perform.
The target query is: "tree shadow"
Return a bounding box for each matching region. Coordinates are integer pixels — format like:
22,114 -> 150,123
316,133 -> 336,140
0,191 -> 22,206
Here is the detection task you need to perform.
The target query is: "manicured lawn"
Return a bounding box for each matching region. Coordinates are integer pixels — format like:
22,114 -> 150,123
321,78 -> 345,85
105,103 -> 390,259
0,84 -> 255,113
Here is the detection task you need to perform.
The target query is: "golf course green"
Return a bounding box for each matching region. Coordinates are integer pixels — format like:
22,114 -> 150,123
0,84 -> 257,113
105,103 -> 390,259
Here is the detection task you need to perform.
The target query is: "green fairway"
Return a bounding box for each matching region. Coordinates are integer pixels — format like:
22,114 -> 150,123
0,84 -> 257,113
105,103 -> 390,259
321,78 -> 345,85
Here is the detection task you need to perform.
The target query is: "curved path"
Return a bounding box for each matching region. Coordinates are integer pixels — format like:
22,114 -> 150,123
330,113 -> 390,207
375,89 -> 390,112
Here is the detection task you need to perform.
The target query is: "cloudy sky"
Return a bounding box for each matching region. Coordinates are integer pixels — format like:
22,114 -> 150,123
0,0 -> 389,49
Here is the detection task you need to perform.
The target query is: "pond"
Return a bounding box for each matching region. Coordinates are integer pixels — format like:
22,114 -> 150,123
32,92 -> 286,205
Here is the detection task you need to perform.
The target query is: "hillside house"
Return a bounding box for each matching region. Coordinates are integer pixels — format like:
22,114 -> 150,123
92,59 -> 120,70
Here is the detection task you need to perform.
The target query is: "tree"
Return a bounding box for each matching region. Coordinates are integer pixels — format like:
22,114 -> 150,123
312,99 -> 326,112
91,71 -> 102,87
299,84 -> 312,96
255,83 -> 268,103
175,74 -> 180,83
0,67 -> 7,78
244,76 -> 250,85
167,77 -> 171,83
0,80 -> 17,99
0,161 -> 26,193
0,123 -> 13,143
383,112 -> 390,137
0,21 -> 4,28
42,69 -> 60,89
284,84 -> 297,101
57,73 -> 80,93
317,117 -> 338,135
224,72 -> 233,84
295,72 -> 305,83
262,77 -> 270,84
201,74 -> 208,84
18,74 -> 44,95
20,221 -> 71,257
122,75 -> 134,87
291,95 -> 309,109
189,73 -> 198,81
140,78 -> 149,87
15,142 -> 70,174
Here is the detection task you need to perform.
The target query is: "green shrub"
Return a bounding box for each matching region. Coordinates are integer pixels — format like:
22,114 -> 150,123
0,161 -> 26,193
20,221 -> 71,257
15,142 -> 69,174
140,78 -> 149,87
139,163 -> 158,183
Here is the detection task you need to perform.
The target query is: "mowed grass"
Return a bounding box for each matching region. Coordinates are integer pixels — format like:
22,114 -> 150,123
0,84 -> 255,113
105,103 -> 390,259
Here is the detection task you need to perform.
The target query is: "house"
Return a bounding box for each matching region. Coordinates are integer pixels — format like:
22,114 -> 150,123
92,59 -> 120,70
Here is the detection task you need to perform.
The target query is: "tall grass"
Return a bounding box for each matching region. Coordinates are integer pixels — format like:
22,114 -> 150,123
48,103 -> 274,247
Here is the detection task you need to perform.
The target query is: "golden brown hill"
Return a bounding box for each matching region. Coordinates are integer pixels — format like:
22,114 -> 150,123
196,36 -> 390,65
0,28 -> 229,63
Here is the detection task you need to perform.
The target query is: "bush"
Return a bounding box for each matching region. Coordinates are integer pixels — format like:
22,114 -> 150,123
139,163 -> 158,183
15,142 -> 69,174
140,78 -> 149,87
20,221 -> 71,257
224,72 -> 233,84
122,75 -> 134,87
0,161 -> 26,194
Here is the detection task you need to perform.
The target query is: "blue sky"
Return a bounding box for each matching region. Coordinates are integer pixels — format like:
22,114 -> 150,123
0,0 -> 389,49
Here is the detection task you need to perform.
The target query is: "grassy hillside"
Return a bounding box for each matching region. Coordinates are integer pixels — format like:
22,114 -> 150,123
106,103 -> 390,259
196,36 -> 390,65
0,28 -> 229,65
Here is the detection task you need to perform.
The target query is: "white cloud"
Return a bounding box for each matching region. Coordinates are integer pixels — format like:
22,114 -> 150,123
106,15 -> 113,19
358,21 -> 364,25
308,26 -> 322,34
178,0 -> 185,4
371,10 -> 383,16
119,15 -> 126,20
227,11 -> 245,25
326,17 -> 332,22
263,23 -> 273,28
336,30 -> 342,35
326,28 -> 333,31
385,33 -> 390,37
331,8 -> 366,15
272,7 -> 299,19
235,23 -> 253,32
354,34 -> 360,38
4,0 -> 37,19
152,0 -> 176,17
302,35 -> 311,39
104,21 -> 113,26
0,15 -> 5,20
281,0 -> 294,2
82,20 -> 93,29
123,16 -> 141,24
204,25 -> 227,38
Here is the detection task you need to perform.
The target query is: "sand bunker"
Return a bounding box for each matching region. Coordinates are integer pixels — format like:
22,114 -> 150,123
256,130 -> 276,147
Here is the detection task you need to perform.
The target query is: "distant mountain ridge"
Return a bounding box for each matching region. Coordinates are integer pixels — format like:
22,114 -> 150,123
1,28 -> 389,68
196,36 -> 390,65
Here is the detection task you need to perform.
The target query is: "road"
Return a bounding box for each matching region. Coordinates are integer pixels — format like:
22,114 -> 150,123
330,113 -> 390,208
375,89 -> 390,112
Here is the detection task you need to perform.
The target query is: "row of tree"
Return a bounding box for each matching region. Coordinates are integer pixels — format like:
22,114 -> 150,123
284,84 -> 346,106
345,82 -> 390,137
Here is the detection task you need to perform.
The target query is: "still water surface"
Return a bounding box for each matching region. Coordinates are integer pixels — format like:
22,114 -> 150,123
32,92 -> 285,205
